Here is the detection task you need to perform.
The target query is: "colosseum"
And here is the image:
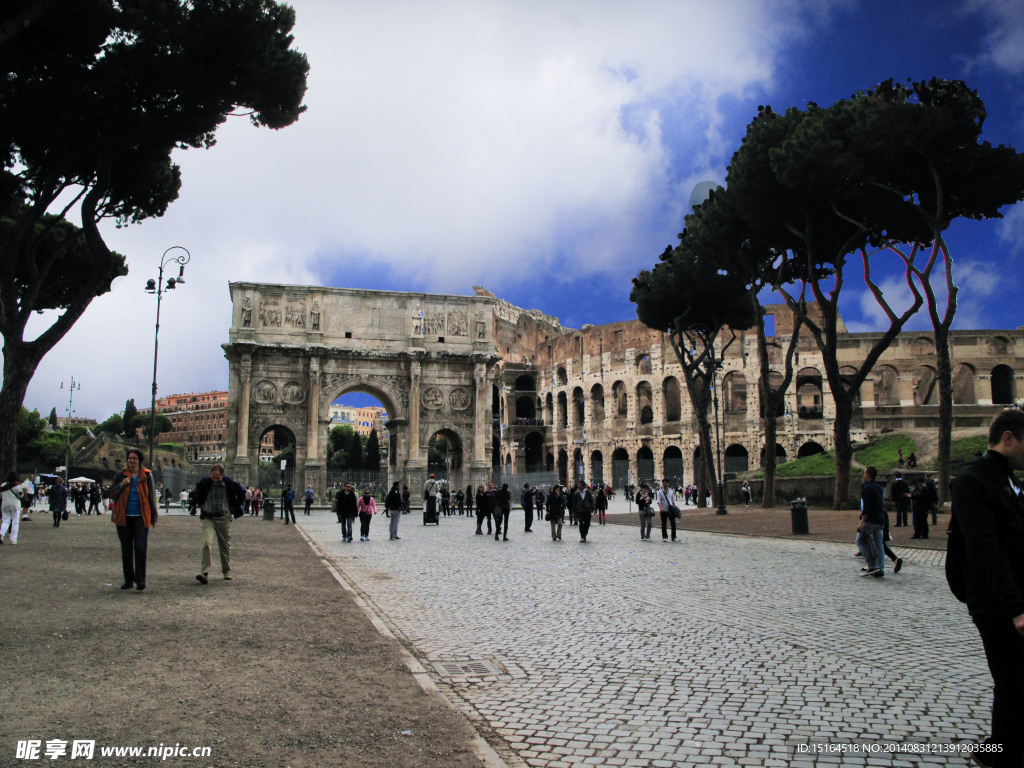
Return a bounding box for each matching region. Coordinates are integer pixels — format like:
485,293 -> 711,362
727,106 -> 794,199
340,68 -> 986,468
486,287 -> 1023,492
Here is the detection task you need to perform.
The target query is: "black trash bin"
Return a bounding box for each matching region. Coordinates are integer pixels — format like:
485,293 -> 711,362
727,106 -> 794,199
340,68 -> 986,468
263,499 -> 275,522
790,498 -> 809,534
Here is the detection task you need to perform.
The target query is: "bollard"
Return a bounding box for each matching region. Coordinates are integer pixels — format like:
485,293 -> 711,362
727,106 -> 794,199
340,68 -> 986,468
790,497 -> 809,535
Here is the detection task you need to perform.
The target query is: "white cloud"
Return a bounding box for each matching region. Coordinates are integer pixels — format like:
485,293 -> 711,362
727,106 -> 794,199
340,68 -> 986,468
964,0 -> 1024,73
997,202 -> 1024,257
21,0 -> 848,420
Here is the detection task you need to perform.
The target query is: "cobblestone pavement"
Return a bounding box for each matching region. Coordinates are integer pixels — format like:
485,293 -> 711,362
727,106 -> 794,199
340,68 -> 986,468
299,501 -> 992,768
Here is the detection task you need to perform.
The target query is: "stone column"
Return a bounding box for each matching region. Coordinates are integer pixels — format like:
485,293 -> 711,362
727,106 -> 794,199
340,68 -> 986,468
408,359 -> 422,462
236,354 -> 252,460
474,361 -> 490,464
306,356 -> 320,461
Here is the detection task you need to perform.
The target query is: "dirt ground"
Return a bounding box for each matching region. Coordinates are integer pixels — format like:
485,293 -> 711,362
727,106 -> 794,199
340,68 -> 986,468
0,511 -> 487,768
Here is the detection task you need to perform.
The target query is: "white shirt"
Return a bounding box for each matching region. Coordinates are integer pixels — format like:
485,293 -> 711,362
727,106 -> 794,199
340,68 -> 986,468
656,486 -> 675,511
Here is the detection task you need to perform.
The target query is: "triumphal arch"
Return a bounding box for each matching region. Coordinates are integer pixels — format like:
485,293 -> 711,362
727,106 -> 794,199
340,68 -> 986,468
223,282 -> 500,496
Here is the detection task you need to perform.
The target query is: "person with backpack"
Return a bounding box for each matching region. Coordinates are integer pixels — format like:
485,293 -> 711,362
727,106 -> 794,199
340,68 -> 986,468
949,409 -> 1024,766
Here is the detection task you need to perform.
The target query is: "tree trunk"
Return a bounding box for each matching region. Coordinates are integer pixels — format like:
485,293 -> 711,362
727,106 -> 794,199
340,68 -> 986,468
935,326 -> 953,501
832,394 -> 855,509
0,347 -> 36,472
761,413 -> 778,508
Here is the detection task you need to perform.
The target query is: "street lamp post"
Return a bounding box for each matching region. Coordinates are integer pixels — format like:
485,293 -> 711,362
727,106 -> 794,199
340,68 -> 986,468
60,377 -> 80,480
145,246 -> 190,469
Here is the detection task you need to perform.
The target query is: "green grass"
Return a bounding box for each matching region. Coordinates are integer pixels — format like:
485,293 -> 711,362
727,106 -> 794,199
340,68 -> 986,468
853,432 -> 916,469
753,449 -> 837,478
949,434 -> 989,478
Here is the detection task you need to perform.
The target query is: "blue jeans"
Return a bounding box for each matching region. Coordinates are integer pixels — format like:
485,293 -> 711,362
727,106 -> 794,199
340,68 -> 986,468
857,522 -> 885,572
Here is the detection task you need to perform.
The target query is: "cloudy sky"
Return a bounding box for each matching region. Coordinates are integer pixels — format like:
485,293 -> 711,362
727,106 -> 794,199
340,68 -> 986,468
20,0 -> 1024,421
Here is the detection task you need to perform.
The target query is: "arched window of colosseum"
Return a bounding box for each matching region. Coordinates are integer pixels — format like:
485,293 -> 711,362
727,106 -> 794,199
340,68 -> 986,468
515,395 -> 536,420
637,381 -> 654,424
992,364 -> 1016,405
572,387 -> 585,427
545,452 -> 554,472
798,441 -> 825,458
913,366 -> 938,406
591,384 -> 605,422
766,342 -> 782,367
839,366 -> 862,409
872,365 -> 900,407
663,377 -> 682,422
796,367 -> 822,418
909,336 -> 933,356
988,335 -> 1014,355
953,363 -> 976,405
558,449 -> 569,485
760,443 -> 788,464
591,450 -> 604,485
545,392 -> 554,425
637,445 -> 655,481
515,374 -> 535,391
557,391 -> 568,429
612,448 -> 630,488
761,371 -> 785,418
725,444 -> 749,473
557,367 -> 568,386
663,446 -> 684,483
613,381 -> 628,417
723,372 -> 747,414
635,354 -> 652,376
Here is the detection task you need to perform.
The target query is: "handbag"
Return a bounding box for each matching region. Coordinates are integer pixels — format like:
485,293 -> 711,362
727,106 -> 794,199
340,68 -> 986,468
669,504 -> 681,519
61,510 -> 69,520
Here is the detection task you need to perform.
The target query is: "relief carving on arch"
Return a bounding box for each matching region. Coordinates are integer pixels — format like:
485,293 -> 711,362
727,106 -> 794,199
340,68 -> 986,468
281,381 -> 306,404
252,380 -> 277,404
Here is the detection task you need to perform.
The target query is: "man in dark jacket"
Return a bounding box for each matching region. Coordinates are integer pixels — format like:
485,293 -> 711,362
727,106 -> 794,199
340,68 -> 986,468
952,409 -> 1024,767
192,464 -> 246,584
570,481 -> 596,543
857,467 -> 886,578
336,483 -> 358,542
890,471 -> 911,527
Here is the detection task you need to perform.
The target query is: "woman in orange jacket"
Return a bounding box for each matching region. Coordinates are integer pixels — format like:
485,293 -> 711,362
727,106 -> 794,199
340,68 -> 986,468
104,449 -> 159,591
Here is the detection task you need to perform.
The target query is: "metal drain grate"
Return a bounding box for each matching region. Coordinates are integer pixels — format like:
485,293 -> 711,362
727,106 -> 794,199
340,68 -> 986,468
432,660 -> 502,677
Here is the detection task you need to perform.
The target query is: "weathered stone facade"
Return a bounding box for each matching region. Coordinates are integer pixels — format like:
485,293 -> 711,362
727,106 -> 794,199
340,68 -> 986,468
223,283 -> 500,496
493,302 -> 1024,488
224,282 -> 1023,495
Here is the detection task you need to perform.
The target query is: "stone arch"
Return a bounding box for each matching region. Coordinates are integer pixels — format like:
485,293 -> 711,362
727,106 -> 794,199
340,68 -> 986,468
635,353 -> 652,375
611,447 -> 630,488
255,422 -> 298,488
557,448 -> 569,486
953,363 -> 977,405
636,445 -> 655,482
590,383 -> 605,423
723,371 -> 747,414
913,366 -> 938,405
760,443 -> 788,464
873,365 -> 900,406
613,380 -> 628,417
992,364 -> 1016,404
663,376 -> 682,422
428,428 -> 465,485
572,386 -> 585,428
524,431 -> 544,473
988,335 -> 1015,355
761,371 -> 785,418
556,367 -> 568,386
556,391 -> 568,429
515,374 -> 536,391
515,395 -> 536,419
796,367 -> 823,418
590,449 -> 604,485
725,443 -> 749,473
663,445 -> 684,483
636,381 -> 653,425
545,392 -> 554,425
798,441 -> 825,458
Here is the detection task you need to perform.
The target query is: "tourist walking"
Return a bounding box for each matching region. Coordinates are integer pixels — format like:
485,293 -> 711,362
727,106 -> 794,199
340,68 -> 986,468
303,485 -> 314,515
475,483 -> 493,535
1,471 -> 24,545
49,476 -> 68,528
595,487 -> 608,525
857,467 -> 886,578
423,475 -> 440,522
570,481 -> 595,542
281,484 -> 296,525
386,482 -> 403,539
911,478 -> 932,540
357,488 -> 376,541
521,483 -> 535,532
950,409 -> 1024,766
546,485 -> 566,541
656,478 -> 679,542
192,463 -> 246,584
890,472 -> 911,527
104,449 -> 159,591
336,483 -> 357,542
465,484 -> 474,517
492,483 -> 511,541
635,483 -> 654,541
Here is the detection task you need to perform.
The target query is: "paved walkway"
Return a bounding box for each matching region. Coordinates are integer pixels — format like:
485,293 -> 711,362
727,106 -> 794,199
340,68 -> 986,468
297,501 -> 991,768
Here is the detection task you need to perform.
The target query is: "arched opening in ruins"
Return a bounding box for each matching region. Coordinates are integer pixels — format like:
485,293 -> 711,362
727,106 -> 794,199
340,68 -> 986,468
798,441 -> 825,459
428,429 -> 464,488
613,381 -> 628,418
611,447 -> 630,489
873,365 -> 900,407
557,449 -> 569,487
590,384 -> 605,423
572,387 -> 585,429
637,381 -> 653,425
256,424 -> 297,492
760,443 -> 788,464
663,377 -> 682,422
796,368 -> 823,418
723,372 -> 747,414
953,363 -> 977,405
637,445 -> 655,482
992,364 -> 1016,404
725,444 -> 749,473
524,432 -> 545,474
663,446 -> 683,484
590,449 -> 604,485
515,395 -> 536,420
324,391 -> 393,494
913,366 -> 938,406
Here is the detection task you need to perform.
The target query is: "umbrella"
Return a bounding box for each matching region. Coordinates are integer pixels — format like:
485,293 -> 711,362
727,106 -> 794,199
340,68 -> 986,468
68,476 -> 98,484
